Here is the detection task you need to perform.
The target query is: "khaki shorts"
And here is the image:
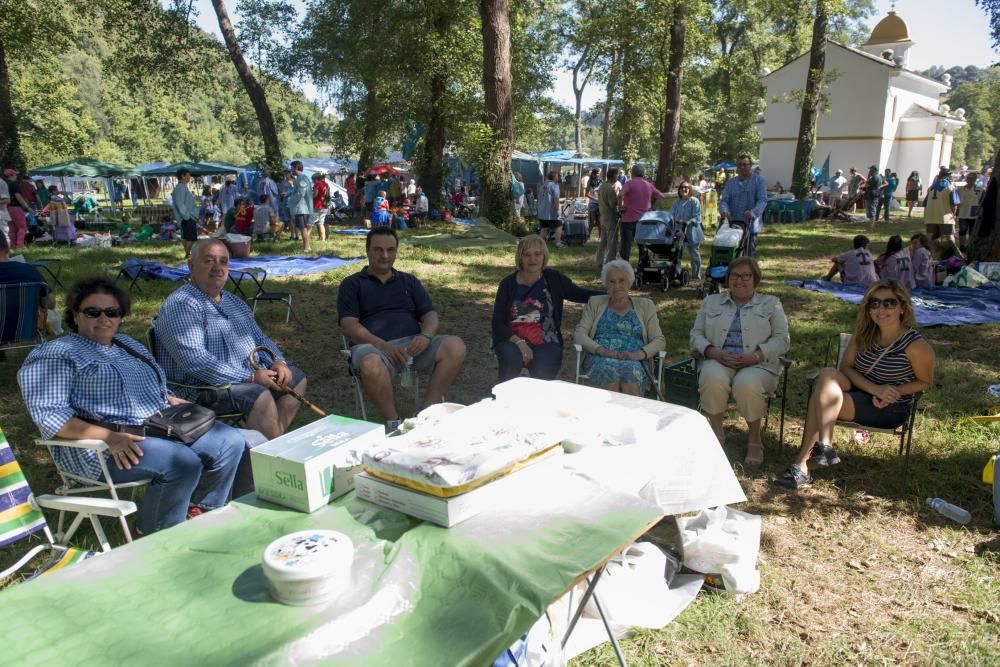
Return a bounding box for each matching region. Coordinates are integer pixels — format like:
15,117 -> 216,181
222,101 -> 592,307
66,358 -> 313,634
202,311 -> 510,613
925,222 -> 955,239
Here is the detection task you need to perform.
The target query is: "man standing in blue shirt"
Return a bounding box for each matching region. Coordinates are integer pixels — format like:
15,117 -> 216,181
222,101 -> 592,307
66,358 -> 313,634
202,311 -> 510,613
876,168 -> 898,223
718,155 -> 767,257
170,168 -> 200,257
338,227 -> 466,427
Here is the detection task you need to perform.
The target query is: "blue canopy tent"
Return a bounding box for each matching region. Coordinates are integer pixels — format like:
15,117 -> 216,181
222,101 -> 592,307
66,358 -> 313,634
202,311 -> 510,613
535,150 -> 626,197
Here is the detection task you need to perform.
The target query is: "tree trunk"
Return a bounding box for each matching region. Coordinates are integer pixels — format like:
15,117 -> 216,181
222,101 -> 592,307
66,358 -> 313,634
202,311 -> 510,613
790,0 -> 827,200
357,84 -> 379,174
479,0 -> 514,227
655,0 -> 686,192
0,36 -> 24,172
601,49 -> 620,159
572,46 -> 592,155
619,7 -> 637,170
210,0 -> 282,172
967,145 -> 999,262
421,73 -> 448,210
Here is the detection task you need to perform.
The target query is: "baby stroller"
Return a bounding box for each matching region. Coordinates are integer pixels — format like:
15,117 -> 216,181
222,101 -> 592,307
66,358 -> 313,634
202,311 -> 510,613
634,210 -> 691,291
697,220 -> 750,297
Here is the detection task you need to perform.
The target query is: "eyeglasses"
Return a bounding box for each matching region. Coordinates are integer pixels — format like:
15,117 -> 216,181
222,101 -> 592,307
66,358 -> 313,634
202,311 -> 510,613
867,298 -> 900,310
730,272 -> 754,281
79,307 -> 123,319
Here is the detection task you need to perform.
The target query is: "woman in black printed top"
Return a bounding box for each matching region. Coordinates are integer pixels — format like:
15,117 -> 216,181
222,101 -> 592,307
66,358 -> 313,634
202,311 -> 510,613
775,279 -> 935,490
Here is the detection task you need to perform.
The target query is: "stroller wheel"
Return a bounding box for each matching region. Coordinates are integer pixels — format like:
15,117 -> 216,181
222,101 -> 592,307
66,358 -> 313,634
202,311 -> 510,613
709,281 -> 720,295
680,269 -> 690,287
634,273 -> 643,289
661,274 -> 669,292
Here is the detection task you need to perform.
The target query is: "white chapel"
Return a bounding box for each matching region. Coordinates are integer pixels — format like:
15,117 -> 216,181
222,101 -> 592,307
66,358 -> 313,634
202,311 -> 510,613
757,10 -> 965,187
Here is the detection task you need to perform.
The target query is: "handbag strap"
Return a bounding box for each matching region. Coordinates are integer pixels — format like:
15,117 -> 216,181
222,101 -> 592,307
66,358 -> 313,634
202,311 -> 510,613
112,338 -> 166,388
865,328 -> 911,373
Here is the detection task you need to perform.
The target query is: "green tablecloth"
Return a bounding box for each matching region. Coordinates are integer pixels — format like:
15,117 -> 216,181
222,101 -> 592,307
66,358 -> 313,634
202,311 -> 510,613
1,473 -> 659,666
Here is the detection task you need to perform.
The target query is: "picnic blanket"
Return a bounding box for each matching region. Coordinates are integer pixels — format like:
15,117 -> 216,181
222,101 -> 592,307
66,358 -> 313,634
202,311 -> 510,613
334,228 -> 372,236
791,280 -> 1000,327
119,255 -> 363,281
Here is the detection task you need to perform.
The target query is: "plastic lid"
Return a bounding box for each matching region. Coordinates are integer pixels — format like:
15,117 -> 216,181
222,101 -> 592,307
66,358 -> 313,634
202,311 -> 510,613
262,530 -> 354,582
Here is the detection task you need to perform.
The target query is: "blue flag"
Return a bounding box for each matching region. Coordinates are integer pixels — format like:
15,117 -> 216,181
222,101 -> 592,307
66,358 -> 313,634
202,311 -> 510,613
817,153 -> 831,186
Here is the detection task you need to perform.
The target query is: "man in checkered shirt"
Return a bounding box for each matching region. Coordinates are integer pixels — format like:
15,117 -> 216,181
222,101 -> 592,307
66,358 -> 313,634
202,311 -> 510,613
153,239 -> 308,440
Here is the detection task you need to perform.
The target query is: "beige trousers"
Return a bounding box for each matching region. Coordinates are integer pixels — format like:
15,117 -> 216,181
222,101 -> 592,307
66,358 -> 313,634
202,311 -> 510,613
698,359 -> 779,422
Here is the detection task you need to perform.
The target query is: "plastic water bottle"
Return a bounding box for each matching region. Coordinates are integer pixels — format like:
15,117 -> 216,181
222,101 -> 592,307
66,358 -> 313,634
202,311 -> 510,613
400,357 -> 415,389
926,498 -> 971,525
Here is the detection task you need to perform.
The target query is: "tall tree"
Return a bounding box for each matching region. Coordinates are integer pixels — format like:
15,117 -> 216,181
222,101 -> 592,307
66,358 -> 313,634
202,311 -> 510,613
210,0 -> 282,171
0,34 -> 20,171
790,0 -> 828,199
479,0 -> 514,225
654,0 -> 687,191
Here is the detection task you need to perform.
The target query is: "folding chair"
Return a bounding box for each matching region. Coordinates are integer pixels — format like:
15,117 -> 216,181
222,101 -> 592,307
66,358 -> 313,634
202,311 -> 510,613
0,282 -> 46,355
147,325 -> 246,426
573,343 -> 667,399
805,332 -> 923,480
340,335 -> 423,421
229,268 -> 294,323
1,429 -> 136,583
688,352 -> 793,448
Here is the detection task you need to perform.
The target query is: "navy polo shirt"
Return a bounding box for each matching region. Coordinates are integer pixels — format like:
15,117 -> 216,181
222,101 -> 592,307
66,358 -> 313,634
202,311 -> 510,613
337,267 -> 434,342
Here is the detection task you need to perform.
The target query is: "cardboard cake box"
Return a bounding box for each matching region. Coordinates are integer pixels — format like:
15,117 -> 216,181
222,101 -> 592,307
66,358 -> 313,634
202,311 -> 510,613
251,415 -> 385,513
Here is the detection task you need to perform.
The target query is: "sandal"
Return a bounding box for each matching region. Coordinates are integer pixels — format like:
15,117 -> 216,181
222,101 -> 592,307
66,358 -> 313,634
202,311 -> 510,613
744,441 -> 764,467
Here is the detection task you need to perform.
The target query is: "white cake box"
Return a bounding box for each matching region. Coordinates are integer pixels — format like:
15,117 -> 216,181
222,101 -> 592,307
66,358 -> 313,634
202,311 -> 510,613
355,449 -> 562,527
262,530 -> 354,606
251,415 -> 385,513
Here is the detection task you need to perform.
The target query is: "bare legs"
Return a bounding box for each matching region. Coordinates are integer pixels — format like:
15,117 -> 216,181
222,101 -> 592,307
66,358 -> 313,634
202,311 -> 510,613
246,377 -> 307,440
791,368 -> 855,472
602,382 -> 641,396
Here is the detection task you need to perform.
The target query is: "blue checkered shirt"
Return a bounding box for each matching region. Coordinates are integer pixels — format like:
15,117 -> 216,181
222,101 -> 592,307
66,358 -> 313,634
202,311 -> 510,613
153,283 -> 285,398
18,333 -> 169,480
719,174 -> 767,222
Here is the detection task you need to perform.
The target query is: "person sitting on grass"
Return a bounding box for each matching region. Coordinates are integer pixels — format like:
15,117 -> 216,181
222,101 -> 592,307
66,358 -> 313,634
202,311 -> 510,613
823,234 -> 878,287
233,197 -> 255,235
875,235 -> 914,290
909,233 -> 934,288
252,194 -> 277,242
574,259 -> 665,396
337,227 -> 466,429
775,279 -> 935,490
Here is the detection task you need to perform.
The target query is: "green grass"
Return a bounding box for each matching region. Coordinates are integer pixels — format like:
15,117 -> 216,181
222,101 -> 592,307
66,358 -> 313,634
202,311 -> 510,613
1,216 -> 999,664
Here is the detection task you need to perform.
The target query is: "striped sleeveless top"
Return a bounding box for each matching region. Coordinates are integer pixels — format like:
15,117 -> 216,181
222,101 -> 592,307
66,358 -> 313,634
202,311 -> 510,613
854,328 -> 921,405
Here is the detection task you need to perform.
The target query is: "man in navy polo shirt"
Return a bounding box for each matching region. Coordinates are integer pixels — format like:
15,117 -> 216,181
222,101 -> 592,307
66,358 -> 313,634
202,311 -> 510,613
338,227 -> 466,425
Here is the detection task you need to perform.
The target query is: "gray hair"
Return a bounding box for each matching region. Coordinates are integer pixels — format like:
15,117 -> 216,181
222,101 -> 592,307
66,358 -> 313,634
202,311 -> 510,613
189,238 -> 229,263
601,259 -> 635,287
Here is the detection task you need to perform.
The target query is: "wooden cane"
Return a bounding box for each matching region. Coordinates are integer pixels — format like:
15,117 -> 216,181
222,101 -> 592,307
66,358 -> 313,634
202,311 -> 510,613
248,345 -> 326,417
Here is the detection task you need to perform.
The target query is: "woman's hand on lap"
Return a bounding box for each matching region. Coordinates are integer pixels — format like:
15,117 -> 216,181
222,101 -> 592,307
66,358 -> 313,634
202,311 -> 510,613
107,432 -> 144,471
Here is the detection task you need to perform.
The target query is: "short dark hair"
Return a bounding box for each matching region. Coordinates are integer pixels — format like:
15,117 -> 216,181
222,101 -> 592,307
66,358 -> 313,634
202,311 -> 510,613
291,160 -> 303,171
736,154 -> 752,165
0,229 -> 8,253
176,168 -> 190,179
64,276 -> 131,333
631,165 -> 645,178
853,235 -> 869,249
606,167 -> 619,181
259,194 -> 269,204
366,226 -> 398,251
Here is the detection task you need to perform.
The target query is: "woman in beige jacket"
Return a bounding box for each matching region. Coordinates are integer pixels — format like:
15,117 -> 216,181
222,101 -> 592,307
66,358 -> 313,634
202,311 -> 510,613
689,256 -> 789,466
575,259 -> 665,395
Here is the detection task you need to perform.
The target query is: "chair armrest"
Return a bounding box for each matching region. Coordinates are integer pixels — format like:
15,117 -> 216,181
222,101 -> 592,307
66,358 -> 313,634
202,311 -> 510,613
167,381 -> 233,391
573,343 -> 583,352
34,494 -> 137,518
804,370 -> 819,387
778,356 -> 793,369
35,438 -> 108,452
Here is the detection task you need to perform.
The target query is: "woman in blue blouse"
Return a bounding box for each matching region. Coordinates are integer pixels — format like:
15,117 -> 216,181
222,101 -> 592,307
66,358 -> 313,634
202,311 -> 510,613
18,276 -> 244,535
670,181 -> 704,280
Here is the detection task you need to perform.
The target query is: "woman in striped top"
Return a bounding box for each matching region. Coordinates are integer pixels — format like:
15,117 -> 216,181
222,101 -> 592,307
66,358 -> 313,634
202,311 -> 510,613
775,280 -> 935,490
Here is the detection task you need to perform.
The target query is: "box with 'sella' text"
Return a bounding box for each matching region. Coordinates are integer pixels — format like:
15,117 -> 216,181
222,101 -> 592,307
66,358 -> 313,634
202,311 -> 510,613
250,415 -> 385,513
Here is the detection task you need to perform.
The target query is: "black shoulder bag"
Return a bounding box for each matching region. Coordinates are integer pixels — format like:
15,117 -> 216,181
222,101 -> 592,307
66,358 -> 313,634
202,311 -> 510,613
113,340 -> 217,444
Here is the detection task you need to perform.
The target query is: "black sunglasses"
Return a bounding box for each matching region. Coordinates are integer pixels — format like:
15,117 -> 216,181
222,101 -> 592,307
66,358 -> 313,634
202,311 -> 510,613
867,298 -> 900,310
80,307 -> 123,319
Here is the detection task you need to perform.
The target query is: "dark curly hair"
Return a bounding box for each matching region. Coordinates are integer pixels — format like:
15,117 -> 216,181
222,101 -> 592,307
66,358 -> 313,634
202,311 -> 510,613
63,275 -> 131,333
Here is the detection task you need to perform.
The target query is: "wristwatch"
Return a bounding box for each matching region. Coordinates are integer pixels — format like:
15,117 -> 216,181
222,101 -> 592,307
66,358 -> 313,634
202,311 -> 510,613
420,333 -> 433,342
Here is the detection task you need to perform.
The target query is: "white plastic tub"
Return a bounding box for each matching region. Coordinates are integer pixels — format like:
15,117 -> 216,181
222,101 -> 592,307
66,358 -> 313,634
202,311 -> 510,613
262,530 -> 354,606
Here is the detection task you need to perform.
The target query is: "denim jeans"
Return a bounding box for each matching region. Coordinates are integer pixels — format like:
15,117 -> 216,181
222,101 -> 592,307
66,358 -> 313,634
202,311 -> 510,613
865,196 -> 878,220
620,221 -> 638,262
875,193 -> 892,222
108,422 -> 244,534
495,341 -> 563,382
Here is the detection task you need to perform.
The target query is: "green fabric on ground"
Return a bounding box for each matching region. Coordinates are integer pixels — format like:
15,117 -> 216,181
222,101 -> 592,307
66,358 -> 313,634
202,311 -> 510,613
0,478 -> 659,666
403,219 -> 518,250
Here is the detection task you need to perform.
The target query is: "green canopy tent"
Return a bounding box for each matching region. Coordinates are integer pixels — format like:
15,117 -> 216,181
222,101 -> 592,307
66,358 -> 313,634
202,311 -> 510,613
140,161 -> 240,177
29,158 -> 134,207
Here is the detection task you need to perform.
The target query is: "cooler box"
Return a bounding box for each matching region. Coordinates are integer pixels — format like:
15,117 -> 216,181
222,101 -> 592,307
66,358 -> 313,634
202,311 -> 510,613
251,415 -> 385,512
224,233 -> 252,258
563,219 -> 589,244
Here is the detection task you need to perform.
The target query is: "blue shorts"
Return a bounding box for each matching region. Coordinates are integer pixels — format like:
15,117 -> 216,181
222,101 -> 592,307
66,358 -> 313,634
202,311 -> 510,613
197,362 -> 306,417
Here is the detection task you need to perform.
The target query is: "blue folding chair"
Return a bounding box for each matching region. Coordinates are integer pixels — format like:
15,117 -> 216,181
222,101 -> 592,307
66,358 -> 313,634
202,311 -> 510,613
0,282 -> 45,355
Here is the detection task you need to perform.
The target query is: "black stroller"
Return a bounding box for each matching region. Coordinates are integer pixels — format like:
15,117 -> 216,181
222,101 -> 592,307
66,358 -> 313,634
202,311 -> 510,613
634,210 -> 692,291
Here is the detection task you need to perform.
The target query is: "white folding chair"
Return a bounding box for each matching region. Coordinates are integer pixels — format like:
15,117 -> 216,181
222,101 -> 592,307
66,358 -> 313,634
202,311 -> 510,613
35,438 -> 148,543
1,430 -> 135,583
340,335 -> 423,421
